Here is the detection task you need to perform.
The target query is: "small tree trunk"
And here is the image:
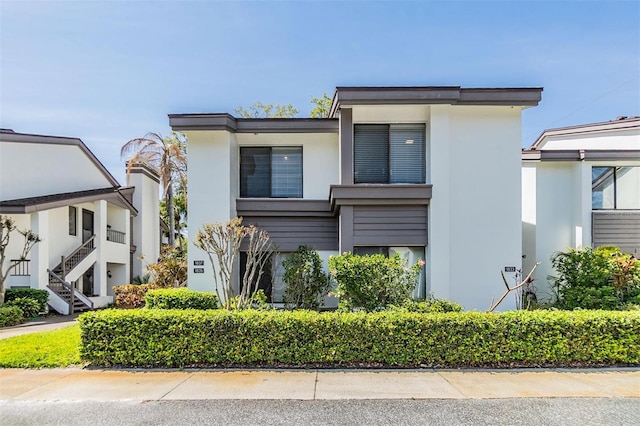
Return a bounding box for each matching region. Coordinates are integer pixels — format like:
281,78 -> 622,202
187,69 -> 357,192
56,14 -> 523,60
167,185 -> 175,247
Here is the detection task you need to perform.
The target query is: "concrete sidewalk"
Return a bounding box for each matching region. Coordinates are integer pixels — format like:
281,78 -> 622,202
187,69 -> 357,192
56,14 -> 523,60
1,369 -> 638,401
0,313 -> 79,340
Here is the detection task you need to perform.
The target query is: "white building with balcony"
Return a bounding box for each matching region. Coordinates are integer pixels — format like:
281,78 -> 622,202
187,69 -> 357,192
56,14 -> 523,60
0,129 -> 160,314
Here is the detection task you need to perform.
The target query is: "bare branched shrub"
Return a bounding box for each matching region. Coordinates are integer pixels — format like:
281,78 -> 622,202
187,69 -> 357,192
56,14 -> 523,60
194,218 -> 275,309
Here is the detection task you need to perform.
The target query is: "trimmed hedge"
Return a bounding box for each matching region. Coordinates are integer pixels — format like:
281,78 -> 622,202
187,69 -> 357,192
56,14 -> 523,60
5,288 -> 48,313
145,288 -> 219,310
0,306 -> 24,327
79,309 -> 640,368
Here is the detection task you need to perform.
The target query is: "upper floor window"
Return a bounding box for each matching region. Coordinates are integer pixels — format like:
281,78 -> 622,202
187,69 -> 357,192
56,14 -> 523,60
354,124 -> 426,184
592,166 -> 640,209
240,147 -> 303,198
68,206 -> 77,236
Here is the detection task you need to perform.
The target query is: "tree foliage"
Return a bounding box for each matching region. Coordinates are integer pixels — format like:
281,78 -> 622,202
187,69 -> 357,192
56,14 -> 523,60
235,102 -> 299,118
121,132 -> 187,246
310,93 -> 332,118
0,216 -> 42,304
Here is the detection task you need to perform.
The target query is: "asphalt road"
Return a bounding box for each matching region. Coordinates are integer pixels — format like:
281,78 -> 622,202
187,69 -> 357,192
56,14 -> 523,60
1,398 -> 639,426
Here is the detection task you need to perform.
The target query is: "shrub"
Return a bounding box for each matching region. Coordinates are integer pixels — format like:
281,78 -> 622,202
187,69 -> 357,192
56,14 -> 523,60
79,309 -> 640,368
551,246 -> 640,310
282,246 -> 330,310
392,298 -> 464,313
328,252 -> 423,312
146,245 -> 187,288
6,297 -> 40,318
113,284 -> 159,309
5,288 -> 48,313
0,305 -> 23,327
145,288 -> 219,310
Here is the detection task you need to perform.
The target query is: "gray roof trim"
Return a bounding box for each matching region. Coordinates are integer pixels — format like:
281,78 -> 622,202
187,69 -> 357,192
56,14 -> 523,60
329,86 -> 543,117
236,199 -> 333,217
0,131 -> 121,187
530,117 -> 640,149
168,113 -> 237,132
0,187 -> 138,215
169,113 -> 338,133
129,162 -> 161,183
329,184 -> 433,212
522,149 -> 640,162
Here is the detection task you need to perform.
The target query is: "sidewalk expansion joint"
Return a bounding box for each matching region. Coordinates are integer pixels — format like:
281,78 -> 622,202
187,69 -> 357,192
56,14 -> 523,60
158,371 -> 196,400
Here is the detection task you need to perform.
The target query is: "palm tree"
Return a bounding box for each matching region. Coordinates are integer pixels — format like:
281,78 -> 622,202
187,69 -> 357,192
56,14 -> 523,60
121,132 -> 187,247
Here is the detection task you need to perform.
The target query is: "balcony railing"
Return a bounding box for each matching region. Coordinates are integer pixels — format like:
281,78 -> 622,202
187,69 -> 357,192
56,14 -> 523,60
10,259 -> 30,276
106,227 -> 126,244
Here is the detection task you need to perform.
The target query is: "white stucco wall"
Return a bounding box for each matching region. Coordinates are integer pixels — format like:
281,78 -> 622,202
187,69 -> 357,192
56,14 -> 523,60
128,170 -> 160,279
538,129 -> 640,151
0,141 -> 113,200
523,159 -> 640,301
186,130 -> 235,293
430,105 -> 523,311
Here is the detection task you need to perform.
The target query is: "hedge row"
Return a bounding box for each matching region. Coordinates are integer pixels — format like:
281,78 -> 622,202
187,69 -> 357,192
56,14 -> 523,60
145,288 -> 219,310
5,288 -> 48,313
0,306 -> 24,327
79,309 -> 640,368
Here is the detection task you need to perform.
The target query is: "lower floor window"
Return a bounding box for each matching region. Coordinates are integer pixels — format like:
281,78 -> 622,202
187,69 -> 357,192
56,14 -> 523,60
239,252 -> 275,302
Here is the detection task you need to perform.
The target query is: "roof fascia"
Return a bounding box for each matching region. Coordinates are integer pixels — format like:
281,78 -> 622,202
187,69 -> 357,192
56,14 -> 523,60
522,149 -> 640,162
529,118 -> 640,150
0,188 -> 138,216
168,113 -> 338,133
330,86 -> 543,115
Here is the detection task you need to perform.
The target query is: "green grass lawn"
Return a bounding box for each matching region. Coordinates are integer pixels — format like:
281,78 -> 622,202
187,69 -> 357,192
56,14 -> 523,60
0,325 -> 83,368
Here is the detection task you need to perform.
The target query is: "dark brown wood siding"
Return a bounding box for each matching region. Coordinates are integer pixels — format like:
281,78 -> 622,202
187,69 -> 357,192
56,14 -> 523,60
352,205 -> 428,246
241,216 -> 338,251
592,211 -> 640,255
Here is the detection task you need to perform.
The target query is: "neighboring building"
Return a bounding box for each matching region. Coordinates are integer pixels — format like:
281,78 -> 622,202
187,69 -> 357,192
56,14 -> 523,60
170,85 -> 543,311
522,117 -> 640,300
0,130 -> 160,314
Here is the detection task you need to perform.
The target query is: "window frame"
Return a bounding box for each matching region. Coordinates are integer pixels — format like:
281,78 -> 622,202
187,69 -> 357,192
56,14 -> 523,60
592,166 -> 640,210
239,146 -> 303,198
353,123 -> 426,185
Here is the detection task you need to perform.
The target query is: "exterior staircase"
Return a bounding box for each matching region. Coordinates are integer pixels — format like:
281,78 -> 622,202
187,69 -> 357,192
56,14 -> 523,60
47,236 -> 96,314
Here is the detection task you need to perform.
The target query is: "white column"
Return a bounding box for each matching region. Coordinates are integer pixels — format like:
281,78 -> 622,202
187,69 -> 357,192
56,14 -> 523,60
577,162 -> 592,248
30,211 -> 50,290
428,105 -> 451,300
94,200 -> 108,296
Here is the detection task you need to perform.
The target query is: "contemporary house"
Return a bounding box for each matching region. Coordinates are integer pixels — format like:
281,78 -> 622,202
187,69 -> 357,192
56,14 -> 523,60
170,85 -> 543,311
522,117 -> 640,300
0,130 -> 160,314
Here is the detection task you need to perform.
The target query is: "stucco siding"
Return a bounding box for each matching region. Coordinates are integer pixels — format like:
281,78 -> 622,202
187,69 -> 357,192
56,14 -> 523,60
0,141 -> 113,200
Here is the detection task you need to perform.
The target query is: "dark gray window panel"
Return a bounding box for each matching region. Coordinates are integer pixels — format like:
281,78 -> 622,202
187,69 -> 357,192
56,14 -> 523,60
354,125 -> 388,184
592,211 -> 640,255
240,147 -> 302,198
240,147 -> 271,197
241,216 -> 338,251
271,147 -> 303,198
353,124 -> 426,184
236,199 -> 332,217
390,125 -> 425,184
352,205 -> 428,247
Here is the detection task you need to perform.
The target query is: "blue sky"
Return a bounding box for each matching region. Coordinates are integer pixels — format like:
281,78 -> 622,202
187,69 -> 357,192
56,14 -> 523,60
1,0 -> 638,184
